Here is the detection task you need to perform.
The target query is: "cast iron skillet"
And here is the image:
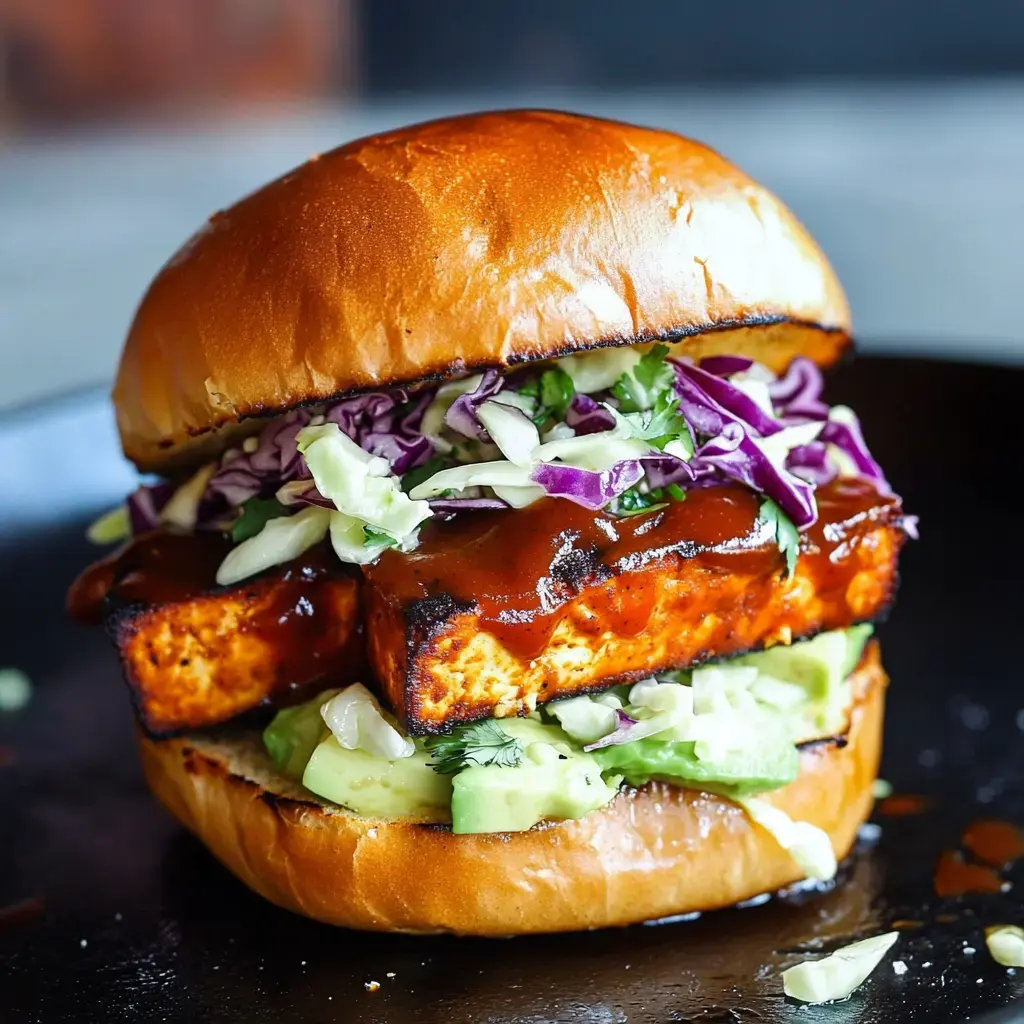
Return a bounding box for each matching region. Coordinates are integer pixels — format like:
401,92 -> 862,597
1,356 -> 1023,1024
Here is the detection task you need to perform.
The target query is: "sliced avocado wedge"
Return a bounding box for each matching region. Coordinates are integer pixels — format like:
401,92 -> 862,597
263,689 -> 339,780
592,736 -> 799,797
732,625 -> 873,701
841,623 -> 875,676
451,719 -> 618,834
303,738 -> 453,821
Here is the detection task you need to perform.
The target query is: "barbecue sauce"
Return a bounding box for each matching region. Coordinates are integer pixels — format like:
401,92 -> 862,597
70,478 -> 902,666
367,477 -> 904,661
933,851 -> 1005,898
962,820 -> 1024,868
68,531 -> 342,624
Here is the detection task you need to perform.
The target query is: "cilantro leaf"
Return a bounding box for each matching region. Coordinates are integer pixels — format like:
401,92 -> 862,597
613,487 -> 667,517
538,368 -> 576,422
758,498 -> 801,578
611,343 -> 675,412
514,368 -> 576,426
424,719 -> 525,775
400,455 -> 448,494
635,343 -> 674,390
622,391 -> 694,453
230,497 -> 289,543
363,526 -> 398,549
613,478 -> 688,518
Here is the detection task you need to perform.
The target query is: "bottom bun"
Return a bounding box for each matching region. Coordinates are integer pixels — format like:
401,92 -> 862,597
138,643 -> 886,936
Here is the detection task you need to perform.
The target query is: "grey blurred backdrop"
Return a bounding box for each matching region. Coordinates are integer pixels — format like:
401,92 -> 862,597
1,0 -> 1023,413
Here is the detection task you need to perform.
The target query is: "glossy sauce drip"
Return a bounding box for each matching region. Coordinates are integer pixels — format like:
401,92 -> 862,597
68,531 -> 340,622
69,532 -> 229,624
368,477 -> 902,661
933,850 -> 1005,898
243,541 -> 365,707
69,532 -> 364,725
961,820 -> 1024,868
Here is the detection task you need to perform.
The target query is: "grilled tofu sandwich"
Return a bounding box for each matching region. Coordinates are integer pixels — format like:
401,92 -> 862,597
70,110 -> 914,934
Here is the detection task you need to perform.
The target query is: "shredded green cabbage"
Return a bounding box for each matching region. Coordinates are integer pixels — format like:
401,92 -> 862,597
86,505 -> 130,545
216,505 -> 331,586
783,932 -> 899,1003
297,424 -> 431,542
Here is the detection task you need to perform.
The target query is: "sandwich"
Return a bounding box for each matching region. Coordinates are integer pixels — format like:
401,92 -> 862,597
69,110 -> 914,935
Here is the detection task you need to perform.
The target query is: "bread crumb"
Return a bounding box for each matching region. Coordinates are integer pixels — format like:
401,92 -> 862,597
365,981 -> 380,993
386,972 -> 396,979
892,960 -> 907,975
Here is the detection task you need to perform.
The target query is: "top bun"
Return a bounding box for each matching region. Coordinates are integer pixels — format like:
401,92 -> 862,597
113,110 -> 851,472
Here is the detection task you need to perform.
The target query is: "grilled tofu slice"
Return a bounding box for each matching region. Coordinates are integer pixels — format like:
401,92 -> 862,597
365,479 -> 909,735
71,535 -> 364,734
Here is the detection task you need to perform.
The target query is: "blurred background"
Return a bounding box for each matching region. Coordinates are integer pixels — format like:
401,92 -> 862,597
1,0 -> 1023,415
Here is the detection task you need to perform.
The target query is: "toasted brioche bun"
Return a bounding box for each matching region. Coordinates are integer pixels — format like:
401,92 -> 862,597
114,110 -> 851,472
137,643 -> 884,936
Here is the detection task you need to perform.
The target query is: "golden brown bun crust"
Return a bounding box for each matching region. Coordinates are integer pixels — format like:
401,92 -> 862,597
114,110 -> 851,472
137,643 -> 885,935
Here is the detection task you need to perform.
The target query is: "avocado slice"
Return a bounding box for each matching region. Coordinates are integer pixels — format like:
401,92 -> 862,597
302,737 -> 453,821
592,735 -> 799,797
263,689 -> 339,780
451,719 -> 619,834
732,625 -> 873,701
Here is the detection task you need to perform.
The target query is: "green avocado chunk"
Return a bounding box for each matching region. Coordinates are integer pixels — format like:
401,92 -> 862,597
302,737 -> 453,821
732,624 -> 873,700
451,719 -> 619,834
262,689 -> 339,780
841,623 -> 875,676
592,736 -> 799,797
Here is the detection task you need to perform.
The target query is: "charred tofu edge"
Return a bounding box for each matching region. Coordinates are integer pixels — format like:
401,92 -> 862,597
380,521 -> 906,735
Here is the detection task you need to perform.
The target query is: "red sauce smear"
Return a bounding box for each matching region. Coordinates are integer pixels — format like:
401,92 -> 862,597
67,531 -> 233,625
368,476 -> 902,661
877,794 -> 931,817
67,532 -> 350,624
934,850 -> 1005,898
70,479 -> 903,674
961,820 -> 1024,868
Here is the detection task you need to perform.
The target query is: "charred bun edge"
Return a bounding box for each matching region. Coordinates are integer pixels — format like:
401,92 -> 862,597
139,319 -> 851,475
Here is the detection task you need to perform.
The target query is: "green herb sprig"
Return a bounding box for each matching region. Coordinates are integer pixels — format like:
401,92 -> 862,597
363,526 -> 399,549
518,368 -> 577,425
231,497 -> 289,543
621,390 -> 693,454
400,455 -> 449,494
758,498 -> 801,578
424,719 -> 525,775
611,344 -> 675,412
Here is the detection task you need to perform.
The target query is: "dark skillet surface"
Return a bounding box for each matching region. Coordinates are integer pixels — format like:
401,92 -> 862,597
1,355 -> 1023,1024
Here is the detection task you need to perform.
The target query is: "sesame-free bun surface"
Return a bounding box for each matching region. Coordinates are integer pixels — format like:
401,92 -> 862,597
114,110 -> 851,472
137,644 -> 884,936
